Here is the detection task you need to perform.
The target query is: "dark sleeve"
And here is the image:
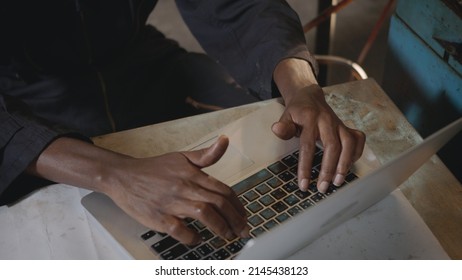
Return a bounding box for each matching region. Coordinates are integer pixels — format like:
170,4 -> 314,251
0,93 -> 88,206
0,2 -> 91,206
175,0 -> 318,99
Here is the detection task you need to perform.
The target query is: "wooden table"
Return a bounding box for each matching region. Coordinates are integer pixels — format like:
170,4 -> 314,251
92,78 -> 462,259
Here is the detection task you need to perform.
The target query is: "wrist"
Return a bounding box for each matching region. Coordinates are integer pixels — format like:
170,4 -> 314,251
273,58 -> 319,103
27,137 -> 131,195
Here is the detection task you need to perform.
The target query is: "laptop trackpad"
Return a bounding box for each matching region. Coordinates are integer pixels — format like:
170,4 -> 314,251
189,136 -> 254,183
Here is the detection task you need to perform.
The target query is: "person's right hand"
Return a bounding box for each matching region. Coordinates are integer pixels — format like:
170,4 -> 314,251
105,135 -> 250,245
27,136 -> 249,246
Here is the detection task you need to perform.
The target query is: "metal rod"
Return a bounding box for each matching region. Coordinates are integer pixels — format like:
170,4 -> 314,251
303,0 -> 353,33
356,0 -> 396,65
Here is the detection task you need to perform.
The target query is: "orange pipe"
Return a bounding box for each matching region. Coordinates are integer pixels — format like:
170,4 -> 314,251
303,0 -> 354,33
357,0 -> 396,64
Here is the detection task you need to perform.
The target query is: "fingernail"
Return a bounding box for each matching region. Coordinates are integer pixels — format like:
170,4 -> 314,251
333,174 -> 345,186
192,235 -> 202,245
300,178 -> 309,191
318,181 -> 329,193
226,230 -> 236,240
240,225 -> 251,238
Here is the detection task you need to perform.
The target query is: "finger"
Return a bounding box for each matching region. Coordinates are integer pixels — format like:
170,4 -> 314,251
139,212 -> 201,245
271,121 -> 298,140
182,135 -> 229,168
333,129 -> 366,186
179,176 -> 248,236
171,197 -> 249,240
163,217 -> 201,245
332,129 -> 356,186
271,110 -> 298,140
193,172 -> 247,218
352,129 -> 366,162
316,133 -> 341,193
297,126 -> 318,192
175,160 -> 246,219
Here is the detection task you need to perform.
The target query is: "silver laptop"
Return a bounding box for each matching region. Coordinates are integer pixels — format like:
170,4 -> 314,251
81,101 -> 462,260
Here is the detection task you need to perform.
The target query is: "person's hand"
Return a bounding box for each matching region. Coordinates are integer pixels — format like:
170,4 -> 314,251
272,58 -> 366,193
27,136 -> 249,246
106,135 -> 249,245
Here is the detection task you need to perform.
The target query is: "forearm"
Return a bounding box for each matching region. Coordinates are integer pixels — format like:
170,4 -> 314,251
26,137 -> 129,194
273,58 -> 319,104
25,137 -> 250,244
177,0 -> 316,99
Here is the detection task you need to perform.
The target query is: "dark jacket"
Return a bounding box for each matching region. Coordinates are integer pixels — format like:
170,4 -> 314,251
0,0 -> 317,205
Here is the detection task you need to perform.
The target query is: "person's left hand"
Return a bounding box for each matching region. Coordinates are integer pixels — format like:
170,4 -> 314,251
272,58 -> 366,193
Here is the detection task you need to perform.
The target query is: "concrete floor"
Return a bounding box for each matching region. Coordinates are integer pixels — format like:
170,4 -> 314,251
148,0 -> 392,86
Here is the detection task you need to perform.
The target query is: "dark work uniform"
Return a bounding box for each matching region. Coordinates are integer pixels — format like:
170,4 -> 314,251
0,0 -> 317,205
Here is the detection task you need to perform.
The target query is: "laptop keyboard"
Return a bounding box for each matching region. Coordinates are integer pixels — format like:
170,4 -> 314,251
139,147 -> 358,260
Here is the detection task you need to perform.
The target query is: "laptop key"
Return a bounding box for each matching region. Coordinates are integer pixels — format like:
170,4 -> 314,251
313,151 -> 323,166
247,201 -> 264,213
193,220 -> 205,230
295,189 -> 311,199
187,223 -> 199,233
239,237 -> 252,246
248,215 -> 264,227
199,229 -> 214,241
345,172 -> 358,183
140,230 -> 156,241
213,248 -> 231,260
270,189 -> 287,200
243,190 -> 259,202
283,181 -> 299,193
151,236 -> 179,253
197,243 -> 214,256
226,241 -> 243,254
284,194 -> 300,206
255,183 -> 271,195
210,236 -> 227,249
287,206 -> 303,217
161,244 -> 189,260
266,177 -> 283,188
308,182 -> 319,193
293,150 -> 299,159
278,171 -> 295,182
299,200 -> 315,209
232,169 -> 273,195
263,220 -> 279,230
183,251 -> 201,260
282,155 -> 298,167
251,227 -> 266,237
258,195 -> 275,206
289,166 -> 298,175
325,185 -> 337,196
311,193 -> 325,202
310,168 -> 319,180
275,213 -> 291,223
184,217 -> 195,224
268,161 -> 287,174
271,201 -> 288,213
260,208 -> 277,220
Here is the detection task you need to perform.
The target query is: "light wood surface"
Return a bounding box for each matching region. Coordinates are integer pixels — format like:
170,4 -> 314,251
93,79 -> 462,259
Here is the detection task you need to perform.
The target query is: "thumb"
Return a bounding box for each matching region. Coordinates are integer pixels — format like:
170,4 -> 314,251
181,135 -> 229,168
271,110 -> 298,140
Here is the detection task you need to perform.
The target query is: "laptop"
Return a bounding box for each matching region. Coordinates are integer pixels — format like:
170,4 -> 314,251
81,101 -> 462,260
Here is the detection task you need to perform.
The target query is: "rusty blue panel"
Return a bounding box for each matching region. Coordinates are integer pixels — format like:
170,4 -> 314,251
396,0 -> 462,66
384,0 -> 462,181
388,15 -> 461,108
